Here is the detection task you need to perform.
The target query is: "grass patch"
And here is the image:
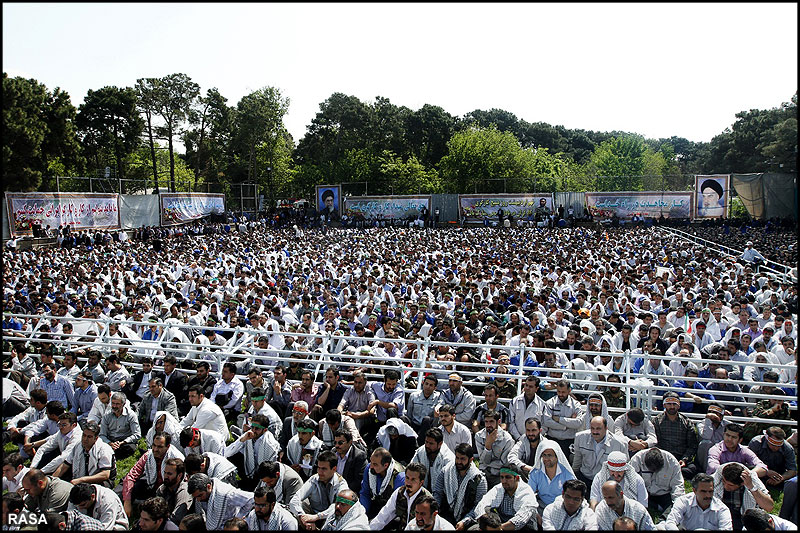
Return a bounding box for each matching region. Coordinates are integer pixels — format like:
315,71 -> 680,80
114,437 -> 149,486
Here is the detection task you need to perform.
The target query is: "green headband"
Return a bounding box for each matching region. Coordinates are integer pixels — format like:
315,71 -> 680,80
335,496 -> 356,506
297,427 -> 314,433
499,467 -> 519,477
251,395 -> 265,401
250,422 -> 265,430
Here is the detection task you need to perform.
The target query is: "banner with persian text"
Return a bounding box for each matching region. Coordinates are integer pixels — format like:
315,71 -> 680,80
585,191 -> 693,219
344,196 -> 431,219
159,193 -> 225,226
459,194 -> 554,223
5,192 -> 120,236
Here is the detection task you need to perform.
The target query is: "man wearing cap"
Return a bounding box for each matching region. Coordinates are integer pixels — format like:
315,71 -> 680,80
653,391 -> 699,480
741,241 -> 765,265
589,451 -> 647,511
571,415 -> 628,489
461,463 -> 539,531
439,373 -> 476,427
748,426 -> 797,489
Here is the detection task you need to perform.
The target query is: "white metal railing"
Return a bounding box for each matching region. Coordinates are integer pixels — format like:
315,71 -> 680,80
660,226 -> 797,282
3,313 -> 796,430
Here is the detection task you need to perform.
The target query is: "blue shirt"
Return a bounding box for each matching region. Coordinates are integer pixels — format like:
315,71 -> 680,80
36,374 -> 75,410
358,467 -> 405,514
370,382 -> 405,422
672,381 -> 715,413
528,464 -> 576,506
72,384 -> 98,420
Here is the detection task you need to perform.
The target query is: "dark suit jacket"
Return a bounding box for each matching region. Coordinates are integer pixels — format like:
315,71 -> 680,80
137,389 -> 179,429
125,370 -> 165,402
279,416 -> 296,450
163,370 -> 189,414
187,374 -> 217,399
340,444 -> 369,493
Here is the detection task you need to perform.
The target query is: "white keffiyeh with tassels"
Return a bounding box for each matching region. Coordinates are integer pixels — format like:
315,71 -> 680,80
243,431 -> 280,478
143,445 -> 184,486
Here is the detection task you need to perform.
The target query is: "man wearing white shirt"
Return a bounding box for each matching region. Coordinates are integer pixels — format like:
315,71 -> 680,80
209,362 -> 244,423
180,384 -> 230,441
405,494 -> 455,531
30,412 -> 83,475
2,453 -> 29,493
742,507 -> 797,531
664,472 -> 732,530
56,352 -> 82,386
369,462 -> 430,530
436,404 -> 472,453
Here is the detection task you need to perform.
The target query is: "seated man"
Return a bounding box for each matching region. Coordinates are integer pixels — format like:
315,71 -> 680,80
747,426 -> 797,489
612,407 -> 657,455
541,479 -> 598,530
137,377 -> 179,435
706,423 -> 768,478
742,506 -> 799,531
224,413 -> 280,490
245,485 -> 298,530
30,412 -> 82,475
178,426 -> 226,457
132,496 -> 173,532
460,463 -> 538,530
2,453 -> 29,494
209,362 -> 244,423
318,408 -> 365,450
665,472 -> 732,530
359,447 -> 406,520
405,375 -> 442,442
256,460 -> 304,508
528,440 -> 576,512
410,427 -> 454,492
121,431 -> 185,517
99,392 -> 141,459
628,447 -> 684,521
21,468 -> 72,514
474,409 -> 516,488
289,450 -> 349,529
653,392 -> 699,480
5,388 -> 48,456
53,420 -> 116,489
593,480 -> 653,530
332,428 -> 369,493
186,473 -> 254,531
320,488 -> 371,530
21,400 -> 63,461
375,418 -> 418,466
589,451 -> 648,511
279,400 -> 310,451
712,462 -> 774,530
235,386 -> 283,440
184,452 -> 238,486
472,383 -> 509,433
405,494 -> 455,531
572,416 -> 628,488
67,482 -> 129,530
369,462 -> 431,530
433,443 -> 487,526
508,418 -> 547,481
180,384 -> 230,441
155,457 -> 192,527
282,418 -> 323,482
696,403 -> 729,472
436,404 -> 472,454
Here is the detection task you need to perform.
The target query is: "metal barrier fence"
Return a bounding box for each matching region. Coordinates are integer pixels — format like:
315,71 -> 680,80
4,313 -> 796,432
660,226 -> 797,282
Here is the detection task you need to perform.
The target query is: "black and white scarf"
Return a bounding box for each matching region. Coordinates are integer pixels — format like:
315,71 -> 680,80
442,461 -> 481,521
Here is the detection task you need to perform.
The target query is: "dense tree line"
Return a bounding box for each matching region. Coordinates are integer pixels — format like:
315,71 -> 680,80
2,71 -> 796,203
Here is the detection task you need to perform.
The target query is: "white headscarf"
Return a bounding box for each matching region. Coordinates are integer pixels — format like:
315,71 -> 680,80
532,439 -> 575,477
146,411 -> 182,446
377,417 -> 418,450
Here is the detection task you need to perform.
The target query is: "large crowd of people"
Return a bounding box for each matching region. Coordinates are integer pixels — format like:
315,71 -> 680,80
2,218 -> 797,531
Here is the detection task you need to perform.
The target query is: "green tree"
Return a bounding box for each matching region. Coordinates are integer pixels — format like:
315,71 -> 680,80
588,136 -> 649,191
232,86 -> 290,204
3,73 -> 83,191
404,104 -> 459,169
124,142 -> 196,193
378,151 -> 442,194
76,86 -> 143,184
136,74 -> 200,192
184,88 -> 236,189
438,125 -> 530,194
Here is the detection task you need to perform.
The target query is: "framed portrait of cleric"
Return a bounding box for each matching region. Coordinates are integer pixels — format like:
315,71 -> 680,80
315,185 -> 341,223
694,175 -> 730,219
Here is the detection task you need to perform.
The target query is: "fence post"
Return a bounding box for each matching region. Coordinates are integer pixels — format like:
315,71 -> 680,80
517,345 -> 526,396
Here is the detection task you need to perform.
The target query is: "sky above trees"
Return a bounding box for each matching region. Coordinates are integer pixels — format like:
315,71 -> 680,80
2,3 -> 797,145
